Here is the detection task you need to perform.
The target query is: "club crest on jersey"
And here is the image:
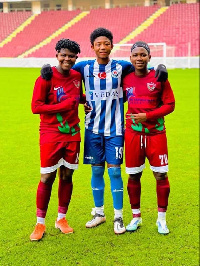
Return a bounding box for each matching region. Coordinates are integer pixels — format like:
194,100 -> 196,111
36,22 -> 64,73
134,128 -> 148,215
73,80 -> 80,88
98,72 -> 106,79
147,82 -> 156,91
111,70 -> 118,78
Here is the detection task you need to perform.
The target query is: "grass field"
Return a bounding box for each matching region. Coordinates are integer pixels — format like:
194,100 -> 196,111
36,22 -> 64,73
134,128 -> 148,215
0,68 -> 199,266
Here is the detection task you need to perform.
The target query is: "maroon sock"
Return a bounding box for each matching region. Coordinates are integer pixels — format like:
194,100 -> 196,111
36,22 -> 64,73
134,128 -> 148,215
156,178 -> 170,212
127,178 -> 141,210
36,181 -> 53,218
58,179 -> 73,214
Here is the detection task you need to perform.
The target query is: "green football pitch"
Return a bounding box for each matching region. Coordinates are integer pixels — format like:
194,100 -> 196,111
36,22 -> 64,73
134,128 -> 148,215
0,68 -> 199,265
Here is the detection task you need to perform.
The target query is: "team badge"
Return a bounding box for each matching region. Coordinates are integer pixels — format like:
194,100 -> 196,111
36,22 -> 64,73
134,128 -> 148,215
73,80 -> 80,88
98,72 -> 106,79
147,82 -> 156,91
111,70 -> 118,78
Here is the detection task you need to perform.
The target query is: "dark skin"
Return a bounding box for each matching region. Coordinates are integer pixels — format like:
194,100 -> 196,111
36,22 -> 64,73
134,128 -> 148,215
127,46 -> 167,181
91,36 -> 113,65
41,48 -> 78,184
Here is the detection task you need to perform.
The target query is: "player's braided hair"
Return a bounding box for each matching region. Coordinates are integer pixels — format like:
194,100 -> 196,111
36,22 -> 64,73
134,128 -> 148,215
55,38 -> 81,54
90,27 -> 113,45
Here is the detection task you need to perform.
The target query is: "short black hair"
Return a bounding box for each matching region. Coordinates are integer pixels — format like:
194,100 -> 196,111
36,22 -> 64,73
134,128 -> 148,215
131,41 -> 150,54
90,27 -> 113,45
55,38 -> 81,54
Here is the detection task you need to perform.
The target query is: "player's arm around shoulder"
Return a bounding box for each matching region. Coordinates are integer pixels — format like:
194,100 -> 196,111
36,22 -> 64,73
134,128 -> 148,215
161,78 -> 175,113
72,60 -> 90,77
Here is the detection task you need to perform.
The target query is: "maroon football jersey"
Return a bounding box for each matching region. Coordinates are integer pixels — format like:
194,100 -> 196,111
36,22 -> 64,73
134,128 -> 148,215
123,69 -> 175,134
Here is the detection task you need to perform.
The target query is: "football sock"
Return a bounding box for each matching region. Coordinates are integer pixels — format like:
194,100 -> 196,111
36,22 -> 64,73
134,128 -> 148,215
95,206 -> 104,216
36,181 -> 53,219
37,217 -> 45,225
57,212 -> 66,221
132,209 -> 141,218
108,167 -> 123,210
158,211 -> 166,220
127,178 -> 141,209
114,208 -> 123,219
58,179 -> 73,216
156,177 -> 170,212
91,166 -> 105,207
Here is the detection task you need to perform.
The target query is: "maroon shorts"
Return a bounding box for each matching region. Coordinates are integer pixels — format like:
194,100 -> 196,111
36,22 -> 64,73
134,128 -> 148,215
40,141 -> 80,174
125,130 -> 169,174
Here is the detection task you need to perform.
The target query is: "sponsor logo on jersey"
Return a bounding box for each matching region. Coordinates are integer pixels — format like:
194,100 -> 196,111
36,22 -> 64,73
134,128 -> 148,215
98,72 -> 106,79
89,90 -> 119,101
147,82 -> 156,91
73,80 -> 80,88
111,70 -> 118,78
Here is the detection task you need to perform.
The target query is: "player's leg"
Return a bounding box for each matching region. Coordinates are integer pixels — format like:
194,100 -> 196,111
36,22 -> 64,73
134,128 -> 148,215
154,172 -> 170,234
84,129 -> 106,228
106,135 -> 126,234
126,173 -> 143,232
30,142 -> 63,241
147,133 -> 170,234
55,141 -> 80,234
125,131 -> 145,232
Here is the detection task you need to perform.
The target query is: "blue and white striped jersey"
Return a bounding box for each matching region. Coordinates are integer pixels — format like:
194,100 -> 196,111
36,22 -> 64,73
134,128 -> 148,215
73,59 -> 133,136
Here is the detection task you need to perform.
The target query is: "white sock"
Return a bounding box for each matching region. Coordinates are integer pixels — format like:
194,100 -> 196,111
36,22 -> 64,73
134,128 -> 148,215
132,209 -> 141,215
37,217 -> 45,225
114,208 -> 123,219
158,211 -> 166,220
57,213 -> 66,221
95,206 -> 104,216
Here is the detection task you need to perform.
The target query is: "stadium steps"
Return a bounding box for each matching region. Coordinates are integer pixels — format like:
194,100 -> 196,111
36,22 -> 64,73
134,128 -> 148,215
126,3 -> 199,57
0,11 -> 32,43
0,14 -> 38,48
18,11 -> 89,58
27,6 -> 159,58
112,7 -> 169,54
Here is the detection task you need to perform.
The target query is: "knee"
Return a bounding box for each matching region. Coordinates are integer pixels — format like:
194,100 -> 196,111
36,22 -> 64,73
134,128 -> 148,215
129,172 -> 142,182
59,166 -> 73,182
92,166 -> 105,177
108,167 -> 121,179
61,174 -> 72,183
41,172 -> 56,185
153,172 -> 168,181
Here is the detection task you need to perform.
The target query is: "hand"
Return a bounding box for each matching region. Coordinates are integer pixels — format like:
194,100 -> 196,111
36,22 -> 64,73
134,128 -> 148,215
84,102 -> 92,114
41,64 -> 53,80
155,64 -> 168,82
126,113 -> 147,123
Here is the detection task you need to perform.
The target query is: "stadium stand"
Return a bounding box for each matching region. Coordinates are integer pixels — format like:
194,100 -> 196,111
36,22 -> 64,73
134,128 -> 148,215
0,4 -> 199,58
0,10 -> 81,57
0,11 -> 32,43
28,6 -> 160,58
124,3 -> 199,57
